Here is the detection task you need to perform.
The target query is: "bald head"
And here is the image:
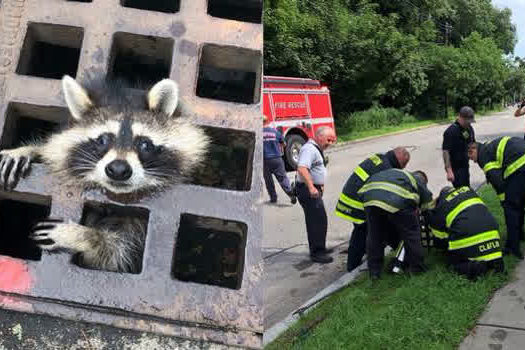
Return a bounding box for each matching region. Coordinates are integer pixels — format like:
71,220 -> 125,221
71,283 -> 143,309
314,126 -> 336,150
393,147 -> 410,169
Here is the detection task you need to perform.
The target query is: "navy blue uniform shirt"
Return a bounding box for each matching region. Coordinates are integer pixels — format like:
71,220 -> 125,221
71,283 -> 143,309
263,127 -> 284,159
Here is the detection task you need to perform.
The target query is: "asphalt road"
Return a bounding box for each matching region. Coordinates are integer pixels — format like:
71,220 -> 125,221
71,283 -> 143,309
263,108 -> 523,329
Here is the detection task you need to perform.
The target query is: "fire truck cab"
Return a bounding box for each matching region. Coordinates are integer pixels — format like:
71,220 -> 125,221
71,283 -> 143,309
263,75 -> 336,169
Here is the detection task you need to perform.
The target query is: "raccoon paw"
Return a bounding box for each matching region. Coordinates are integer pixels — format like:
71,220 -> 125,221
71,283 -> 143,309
30,219 -> 90,252
0,148 -> 34,191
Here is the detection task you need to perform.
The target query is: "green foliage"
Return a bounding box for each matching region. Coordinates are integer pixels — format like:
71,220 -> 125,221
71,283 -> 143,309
264,0 -> 522,120
266,185 -> 520,350
336,107 -> 418,134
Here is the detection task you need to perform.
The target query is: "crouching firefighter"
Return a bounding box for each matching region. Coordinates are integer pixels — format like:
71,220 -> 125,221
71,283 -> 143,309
469,137 -> 525,259
426,186 -> 504,279
335,147 -> 411,272
358,169 -> 434,279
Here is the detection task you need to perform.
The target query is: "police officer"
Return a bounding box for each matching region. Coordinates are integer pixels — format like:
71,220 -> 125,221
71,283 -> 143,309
335,147 -> 411,272
442,106 -> 476,188
426,186 -> 504,280
514,100 -> 525,139
358,169 -> 433,279
263,115 -> 296,204
468,136 -> 525,259
296,126 -> 336,263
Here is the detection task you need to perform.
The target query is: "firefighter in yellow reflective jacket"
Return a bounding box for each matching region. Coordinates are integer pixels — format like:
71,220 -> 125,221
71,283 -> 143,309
426,186 -> 504,279
358,168 -> 434,279
469,136 -> 525,259
335,147 -> 410,272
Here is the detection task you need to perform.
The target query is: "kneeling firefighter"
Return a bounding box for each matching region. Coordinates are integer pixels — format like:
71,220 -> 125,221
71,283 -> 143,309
425,186 -> 504,279
358,168 -> 434,279
335,147 -> 411,272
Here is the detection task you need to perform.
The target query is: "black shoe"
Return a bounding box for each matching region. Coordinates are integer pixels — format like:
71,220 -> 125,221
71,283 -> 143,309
286,190 -> 297,204
270,198 -> 277,204
310,253 -> 333,264
319,247 -> 335,254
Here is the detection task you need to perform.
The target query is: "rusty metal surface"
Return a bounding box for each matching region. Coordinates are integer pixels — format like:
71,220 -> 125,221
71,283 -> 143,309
0,0 -> 263,348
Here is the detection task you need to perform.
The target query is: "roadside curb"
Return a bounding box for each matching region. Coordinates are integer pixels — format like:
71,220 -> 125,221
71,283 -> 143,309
263,260 -> 367,346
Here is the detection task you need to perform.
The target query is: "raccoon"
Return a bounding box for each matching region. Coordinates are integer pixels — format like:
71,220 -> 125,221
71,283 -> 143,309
0,75 -> 210,273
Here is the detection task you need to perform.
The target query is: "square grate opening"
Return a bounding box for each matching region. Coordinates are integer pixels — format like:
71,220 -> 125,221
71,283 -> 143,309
16,23 -> 84,79
191,126 -> 255,191
208,0 -> 262,24
196,44 -> 262,104
173,214 -> 247,290
121,0 -> 180,13
108,32 -> 174,87
0,193 -> 51,261
0,103 -> 69,160
77,202 -> 150,274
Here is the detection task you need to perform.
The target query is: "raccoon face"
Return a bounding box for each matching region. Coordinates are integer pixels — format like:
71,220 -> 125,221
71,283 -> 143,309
44,76 -> 209,194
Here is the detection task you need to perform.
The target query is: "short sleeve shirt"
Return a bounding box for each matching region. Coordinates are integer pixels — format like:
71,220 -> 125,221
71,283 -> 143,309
263,127 -> 284,159
297,140 -> 326,185
442,121 -> 475,169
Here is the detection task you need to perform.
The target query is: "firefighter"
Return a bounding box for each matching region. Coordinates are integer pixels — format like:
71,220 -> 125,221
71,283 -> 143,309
358,169 -> 434,279
426,186 -> 504,279
468,136 -> 525,259
335,147 -> 411,272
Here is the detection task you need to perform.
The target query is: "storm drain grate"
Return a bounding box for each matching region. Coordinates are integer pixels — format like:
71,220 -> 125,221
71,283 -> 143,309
0,0 -> 263,348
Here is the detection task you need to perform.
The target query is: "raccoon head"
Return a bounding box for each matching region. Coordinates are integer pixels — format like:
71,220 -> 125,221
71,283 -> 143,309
44,75 -> 210,195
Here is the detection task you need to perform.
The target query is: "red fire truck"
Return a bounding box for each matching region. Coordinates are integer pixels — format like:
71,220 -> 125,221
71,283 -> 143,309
263,75 -> 336,169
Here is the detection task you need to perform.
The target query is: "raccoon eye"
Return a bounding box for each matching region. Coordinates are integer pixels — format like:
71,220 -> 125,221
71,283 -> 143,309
96,134 -> 112,149
138,139 -> 154,153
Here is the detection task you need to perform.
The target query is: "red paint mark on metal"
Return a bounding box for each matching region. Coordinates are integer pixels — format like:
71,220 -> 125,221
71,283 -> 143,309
0,256 -> 33,293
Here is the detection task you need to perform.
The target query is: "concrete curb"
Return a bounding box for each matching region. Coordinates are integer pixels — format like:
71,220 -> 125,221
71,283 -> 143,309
263,260 -> 367,346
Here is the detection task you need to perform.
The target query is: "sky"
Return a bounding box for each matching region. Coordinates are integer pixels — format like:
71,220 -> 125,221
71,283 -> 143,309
493,0 -> 525,57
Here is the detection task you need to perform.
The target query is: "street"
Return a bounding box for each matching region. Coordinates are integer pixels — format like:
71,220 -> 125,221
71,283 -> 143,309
263,108 -> 522,329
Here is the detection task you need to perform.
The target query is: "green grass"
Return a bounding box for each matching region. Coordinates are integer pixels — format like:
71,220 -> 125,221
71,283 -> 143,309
335,106 -> 505,143
265,185 -> 520,350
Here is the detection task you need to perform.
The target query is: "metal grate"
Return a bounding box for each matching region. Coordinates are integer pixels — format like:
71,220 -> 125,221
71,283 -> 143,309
0,0 -> 263,348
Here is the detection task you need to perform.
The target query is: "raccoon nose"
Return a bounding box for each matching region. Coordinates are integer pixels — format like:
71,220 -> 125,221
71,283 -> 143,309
105,160 -> 132,181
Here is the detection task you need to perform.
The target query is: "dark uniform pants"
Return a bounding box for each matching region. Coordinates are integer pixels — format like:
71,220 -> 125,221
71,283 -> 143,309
452,166 -> 470,188
447,252 -> 504,280
503,171 -> 525,253
296,183 -> 327,254
263,157 -> 292,201
347,223 -> 367,272
365,207 -> 425,277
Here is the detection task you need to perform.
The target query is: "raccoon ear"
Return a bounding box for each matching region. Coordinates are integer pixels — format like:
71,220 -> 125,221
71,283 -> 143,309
147,79 -> 179,116
62,75 -> 93,121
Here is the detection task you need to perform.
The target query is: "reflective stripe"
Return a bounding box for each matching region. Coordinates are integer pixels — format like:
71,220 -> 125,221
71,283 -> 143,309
369,155 -> 382,166
498,193 -> 505,201
335,210 -> 365,224
483,137 -> 510,173
359,182 -> 419,202
339,193 -> 364,210
391,169 -> 418,191
421,199 -> 436,210
504,154 -> 525,179
395,241 -> 404,257
404,171 -> 418,192
445,198 -> 484,228
448,230 -> 500,250
430,227 -> 448,239
354,166 -> 369,182
497,137 -> 510,166
469,251 -> 503,262
483,162 -> 499,172
363,200 -> 399,213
